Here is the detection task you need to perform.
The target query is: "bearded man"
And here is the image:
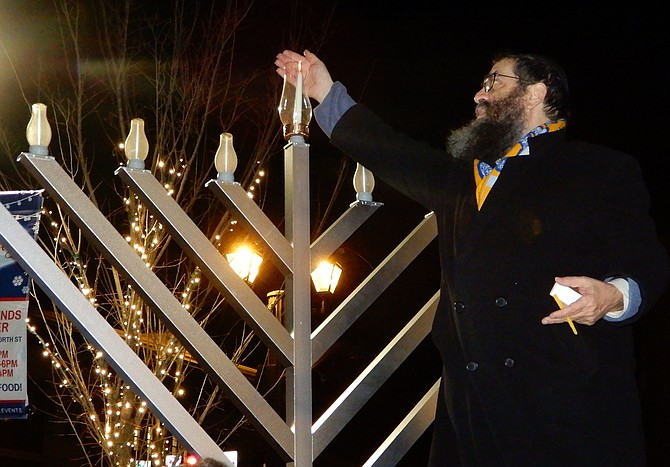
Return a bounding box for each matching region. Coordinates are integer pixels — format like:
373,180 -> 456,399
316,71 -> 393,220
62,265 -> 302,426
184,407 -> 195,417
275,50 -> 669,466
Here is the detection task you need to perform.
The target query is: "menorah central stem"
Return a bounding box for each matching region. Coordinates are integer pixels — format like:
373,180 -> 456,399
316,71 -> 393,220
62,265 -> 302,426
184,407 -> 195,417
283,138 -> 313,465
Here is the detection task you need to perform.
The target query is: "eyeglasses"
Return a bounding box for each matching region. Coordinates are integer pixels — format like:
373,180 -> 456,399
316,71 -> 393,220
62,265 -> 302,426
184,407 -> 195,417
481,72 -> 531,92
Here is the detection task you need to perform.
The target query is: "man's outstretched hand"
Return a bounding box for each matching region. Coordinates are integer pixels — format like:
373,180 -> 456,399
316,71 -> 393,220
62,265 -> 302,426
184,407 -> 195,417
275,49 -> 334,103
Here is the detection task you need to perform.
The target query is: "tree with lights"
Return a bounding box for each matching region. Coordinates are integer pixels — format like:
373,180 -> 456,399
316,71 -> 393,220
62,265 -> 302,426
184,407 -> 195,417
0,1 -> 310,465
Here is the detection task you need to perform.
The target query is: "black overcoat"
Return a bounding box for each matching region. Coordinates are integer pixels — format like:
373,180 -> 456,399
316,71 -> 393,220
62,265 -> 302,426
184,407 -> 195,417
329,104 -> 669,466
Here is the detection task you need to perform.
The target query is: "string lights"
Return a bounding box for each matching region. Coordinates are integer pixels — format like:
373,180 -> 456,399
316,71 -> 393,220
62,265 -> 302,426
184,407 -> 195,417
28,106 -> 273,465
28,149 -> 203,465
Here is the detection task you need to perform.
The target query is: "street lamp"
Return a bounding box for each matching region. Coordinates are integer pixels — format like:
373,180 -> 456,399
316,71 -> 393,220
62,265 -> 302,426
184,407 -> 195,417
226,245 -> 263,284
310,260 -> 342,293
311,260 -> 342,315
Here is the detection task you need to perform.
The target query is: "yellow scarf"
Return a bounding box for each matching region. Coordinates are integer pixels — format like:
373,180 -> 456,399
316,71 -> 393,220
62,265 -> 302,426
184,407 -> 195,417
473,120 -> 566,210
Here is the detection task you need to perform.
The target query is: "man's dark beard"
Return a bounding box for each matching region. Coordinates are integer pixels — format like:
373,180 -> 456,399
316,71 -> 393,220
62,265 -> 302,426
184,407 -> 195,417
447,88 -> 527,165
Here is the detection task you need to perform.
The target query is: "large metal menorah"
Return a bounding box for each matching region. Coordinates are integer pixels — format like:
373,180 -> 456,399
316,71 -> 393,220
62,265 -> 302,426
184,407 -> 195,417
0,135 -> 439,465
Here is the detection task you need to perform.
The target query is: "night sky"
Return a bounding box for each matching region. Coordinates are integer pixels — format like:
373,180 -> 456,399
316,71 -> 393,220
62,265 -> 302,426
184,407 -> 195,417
241,0 -> 669,229
1,1 -> 668,465
2,2 -> 667,221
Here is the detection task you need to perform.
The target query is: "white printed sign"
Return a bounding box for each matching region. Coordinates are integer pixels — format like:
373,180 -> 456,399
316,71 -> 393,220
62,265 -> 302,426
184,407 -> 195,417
0,191 -> 43,419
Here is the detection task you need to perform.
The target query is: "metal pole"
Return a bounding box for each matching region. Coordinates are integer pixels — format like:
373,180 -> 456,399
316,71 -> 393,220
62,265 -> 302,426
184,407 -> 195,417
284,137 -> 313,465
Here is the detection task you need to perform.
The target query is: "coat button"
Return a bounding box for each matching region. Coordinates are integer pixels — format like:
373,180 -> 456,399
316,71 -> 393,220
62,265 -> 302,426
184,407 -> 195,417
465,361 -> 479,372
495,297 -> 508,307
504,358 -> 515,368
452,302 -> 465,313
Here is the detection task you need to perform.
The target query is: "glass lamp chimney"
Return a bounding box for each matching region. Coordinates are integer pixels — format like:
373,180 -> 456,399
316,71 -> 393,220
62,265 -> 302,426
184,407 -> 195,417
214,133 -> 237,182
26,103 -> 52,156
277,61 -> 312,141
353,163 -> 375,201
124,118 -> 149,169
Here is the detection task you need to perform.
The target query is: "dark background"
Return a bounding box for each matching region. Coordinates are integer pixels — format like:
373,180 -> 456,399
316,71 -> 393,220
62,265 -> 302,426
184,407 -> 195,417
296,2 -> 670,465
1,1 -> 668,465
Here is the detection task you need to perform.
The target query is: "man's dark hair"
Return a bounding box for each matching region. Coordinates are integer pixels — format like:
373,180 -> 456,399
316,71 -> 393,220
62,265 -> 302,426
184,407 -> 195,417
493,52 -> 570,121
